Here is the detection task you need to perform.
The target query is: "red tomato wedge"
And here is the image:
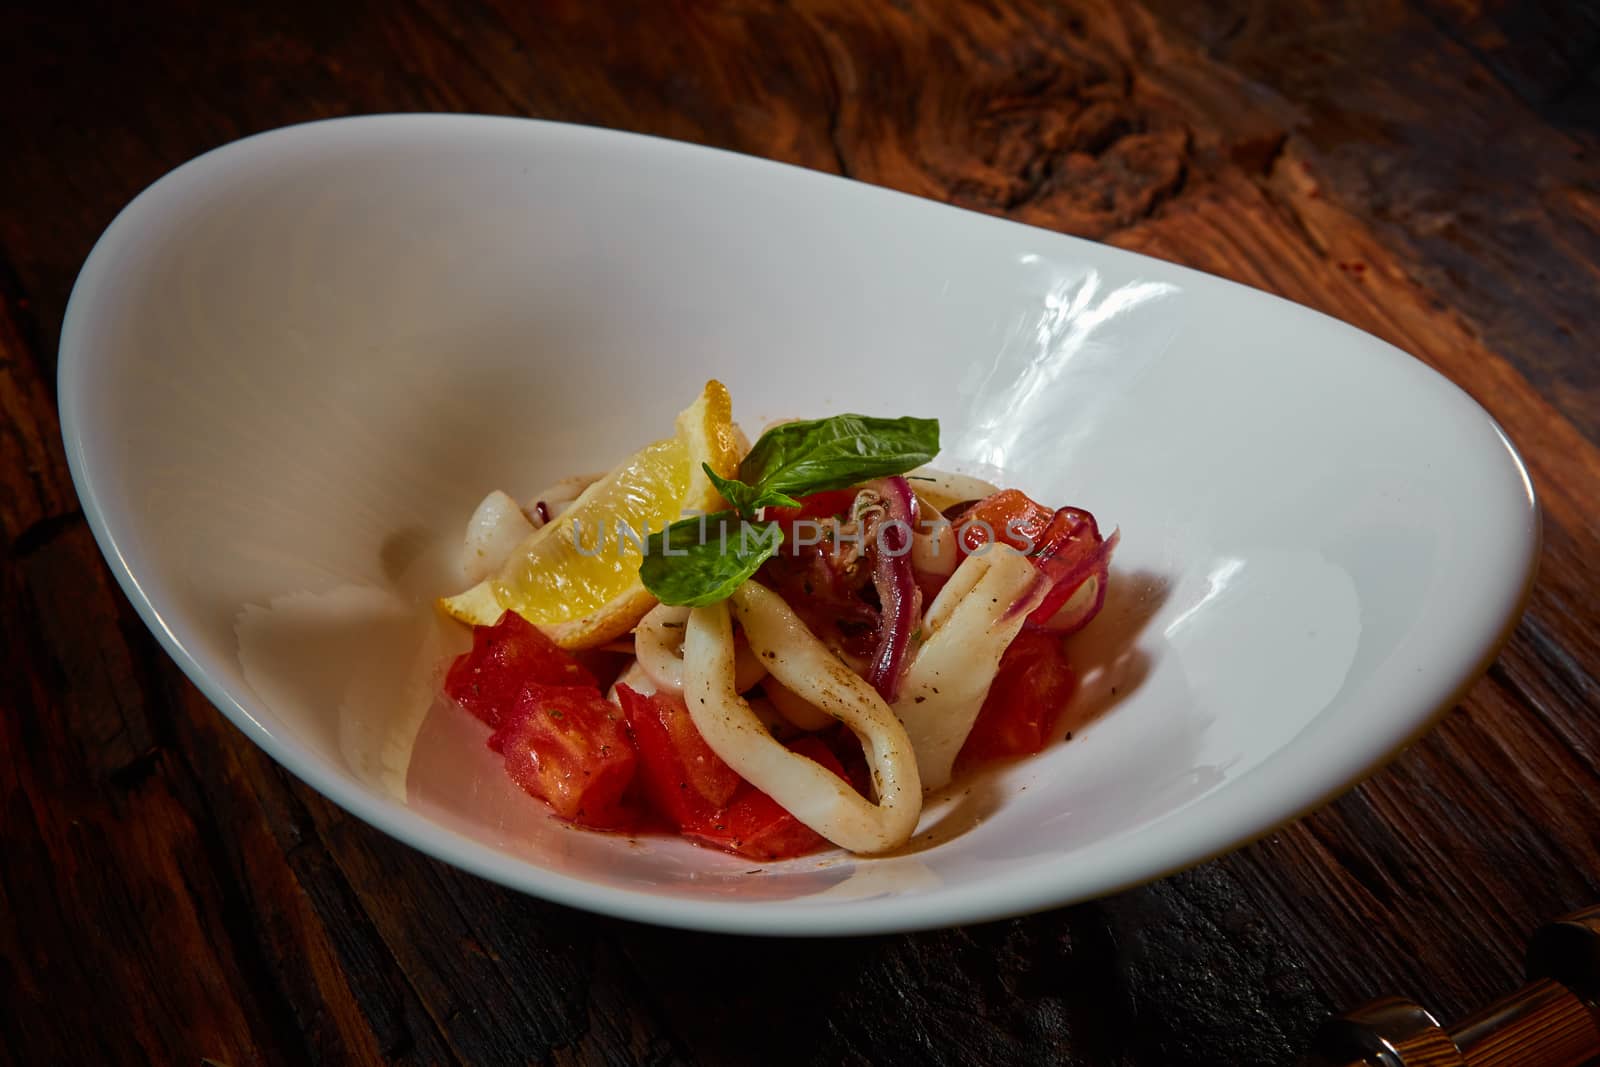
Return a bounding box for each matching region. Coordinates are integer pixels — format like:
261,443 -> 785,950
1029,512 -> 1111,625
450,620 -> 848,855
618,685 -> 843,860
490,684 -> 637,829
616,684 -> 741,825
958,631 -> 1077,766
763,488 -> 861,535
950,490 -> 1114,632
682,737 -> 845,861
445,611 -> 597,728
952,489 -> 1056,555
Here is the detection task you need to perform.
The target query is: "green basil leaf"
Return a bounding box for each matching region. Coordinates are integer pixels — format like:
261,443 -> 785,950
704,464 -> 803,518
639,511 -> 785,606
703,466 -> 765,518
737,414 -> 940,497
753,487 -> 803,510
644,414 -> 937,606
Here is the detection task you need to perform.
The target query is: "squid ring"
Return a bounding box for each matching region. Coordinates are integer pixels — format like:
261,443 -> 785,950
682,583 -> 922,854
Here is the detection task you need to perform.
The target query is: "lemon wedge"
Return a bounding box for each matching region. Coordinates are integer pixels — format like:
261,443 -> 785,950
439,380 -> 744,649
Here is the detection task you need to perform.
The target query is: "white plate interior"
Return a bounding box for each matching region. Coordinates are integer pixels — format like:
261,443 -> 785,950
59,116 -> 1538,934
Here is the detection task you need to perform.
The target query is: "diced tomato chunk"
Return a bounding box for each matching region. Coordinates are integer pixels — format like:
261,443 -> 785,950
682,791 -> 820,862
445,612 -> 597,728
958,631 -> 1077,766
949,491 -> 1109,628
491,684 -> 637,829
763,488 -> 861,534
617,685 -> 843,859
1027,510 -> 1105,622
952,489 -> 1057,555
616,684 -> 742,826
681,737 -> 845,861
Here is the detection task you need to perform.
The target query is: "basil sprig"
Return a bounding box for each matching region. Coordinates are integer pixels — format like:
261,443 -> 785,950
638,414 -> 940,606
639,511 -> 783,606
702,468 -> 800,518
729,414 -> 940,515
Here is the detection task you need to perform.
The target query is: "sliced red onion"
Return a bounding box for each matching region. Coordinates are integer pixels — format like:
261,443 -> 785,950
1001,566 -> 1056,625
1028,509 -> 1101,615
1027,528 -> 1119,635
865,476 -> 921,703
1031,570 -> 1105,635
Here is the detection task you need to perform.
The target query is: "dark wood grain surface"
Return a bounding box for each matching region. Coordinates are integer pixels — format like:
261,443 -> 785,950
4,2 -> 1599,1064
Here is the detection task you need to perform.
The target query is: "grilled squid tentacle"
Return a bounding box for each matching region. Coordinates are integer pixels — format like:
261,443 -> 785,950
638,602 -> 765,694
890,545 -> 1052,790
760,675 -> 836,732
682,584 -> 921,854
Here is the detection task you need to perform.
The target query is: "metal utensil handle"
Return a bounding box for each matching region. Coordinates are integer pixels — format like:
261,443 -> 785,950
1301,906 -> 1600,1067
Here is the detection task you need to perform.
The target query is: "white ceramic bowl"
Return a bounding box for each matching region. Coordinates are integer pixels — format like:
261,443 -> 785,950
59,116 -> 1538,935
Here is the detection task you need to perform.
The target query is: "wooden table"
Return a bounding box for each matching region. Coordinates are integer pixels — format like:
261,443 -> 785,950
4,2 -> 1598,1064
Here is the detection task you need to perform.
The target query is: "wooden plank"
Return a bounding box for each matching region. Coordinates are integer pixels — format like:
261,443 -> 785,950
0,267 -> 75,547
1141,0 -> 1600,444
1,525 -> 312,1065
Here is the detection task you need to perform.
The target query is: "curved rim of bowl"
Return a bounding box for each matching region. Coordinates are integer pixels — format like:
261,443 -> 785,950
57,114 -> 1542,935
